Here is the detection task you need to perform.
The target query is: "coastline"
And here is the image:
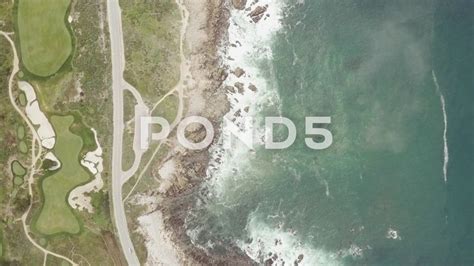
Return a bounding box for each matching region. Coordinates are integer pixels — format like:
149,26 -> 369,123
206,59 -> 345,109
141,0 -> 254,264
138,0 -> 285,264
159,0 -> 254,263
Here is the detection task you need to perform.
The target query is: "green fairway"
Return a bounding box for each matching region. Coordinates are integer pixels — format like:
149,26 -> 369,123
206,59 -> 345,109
35,116 -> 90,235
17,0 -> 72,77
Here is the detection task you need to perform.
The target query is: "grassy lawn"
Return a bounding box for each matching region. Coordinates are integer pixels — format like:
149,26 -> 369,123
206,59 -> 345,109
17,0 -> 72,77
35,115 -> 90,235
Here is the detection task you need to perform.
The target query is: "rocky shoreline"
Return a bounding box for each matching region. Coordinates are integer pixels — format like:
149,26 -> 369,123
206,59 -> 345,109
143,0 -> 275,264
154,0 -> 257,264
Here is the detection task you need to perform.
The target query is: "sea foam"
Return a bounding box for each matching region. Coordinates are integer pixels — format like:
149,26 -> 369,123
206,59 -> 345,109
238,214 -> 342,265
199,1 -> 346,264
432,70 -> 449,183
206,0 -> 285,197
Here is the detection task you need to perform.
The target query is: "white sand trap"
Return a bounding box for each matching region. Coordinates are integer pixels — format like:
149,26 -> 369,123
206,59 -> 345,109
68,128 -> 104,213
137,211 -> 181,266
44,152 -> 61,171
18,81 -> 56,149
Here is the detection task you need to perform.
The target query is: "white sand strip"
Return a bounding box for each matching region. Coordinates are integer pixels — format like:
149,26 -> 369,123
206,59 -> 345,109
137,211 -> 181,266
158,159 -> 176,194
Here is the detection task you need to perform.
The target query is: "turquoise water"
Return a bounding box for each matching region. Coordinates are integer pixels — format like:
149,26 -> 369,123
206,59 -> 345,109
187,1 -> 473,264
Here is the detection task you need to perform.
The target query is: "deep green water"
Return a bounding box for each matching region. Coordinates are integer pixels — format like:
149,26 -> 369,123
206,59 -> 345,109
433,1 -> 473,264
187,1 -> 473,264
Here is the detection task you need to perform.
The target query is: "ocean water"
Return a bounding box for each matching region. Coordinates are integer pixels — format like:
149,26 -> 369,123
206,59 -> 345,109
186,0 -> 473,265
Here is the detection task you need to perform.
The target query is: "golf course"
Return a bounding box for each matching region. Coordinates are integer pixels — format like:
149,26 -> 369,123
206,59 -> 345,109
16,0 -> 72,77
35,116 -> 89,235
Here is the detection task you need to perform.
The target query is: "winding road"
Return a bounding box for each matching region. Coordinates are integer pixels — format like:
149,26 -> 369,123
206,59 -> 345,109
106,0 -> 191,264
106,0 -> 141,264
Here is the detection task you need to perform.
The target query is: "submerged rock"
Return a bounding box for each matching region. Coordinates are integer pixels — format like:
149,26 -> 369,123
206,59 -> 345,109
248,83 -> 257,92
234,82 -> 245,94
225,85 -> 236,93
232,67 -> 245,77
249,5 -> 268,23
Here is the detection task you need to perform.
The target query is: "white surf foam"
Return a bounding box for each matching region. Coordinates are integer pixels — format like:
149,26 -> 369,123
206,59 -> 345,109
188,2 -> 361,264
386,227 -> 402,240
206,0 -> 286,197
238,215 -> 345,265
432,70 -> 448,183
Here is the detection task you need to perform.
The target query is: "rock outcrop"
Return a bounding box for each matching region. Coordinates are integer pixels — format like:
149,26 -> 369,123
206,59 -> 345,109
234,82 -> 244,94
231,0 -> 247,10
248,5 -> 268,23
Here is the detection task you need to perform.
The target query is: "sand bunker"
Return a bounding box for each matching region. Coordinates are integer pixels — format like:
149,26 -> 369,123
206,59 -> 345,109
18,81 -> 56,149
68,128 -> 104,213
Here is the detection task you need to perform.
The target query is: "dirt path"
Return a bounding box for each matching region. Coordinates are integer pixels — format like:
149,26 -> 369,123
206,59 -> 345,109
1,31 -> 78,266
124,0 -> 191,203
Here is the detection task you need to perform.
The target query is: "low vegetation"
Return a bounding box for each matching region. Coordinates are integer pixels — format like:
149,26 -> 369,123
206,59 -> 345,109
121,0 -> 181,104
0,7 -> 43,262
151,93 -> 179,122
0,228 -> 3,259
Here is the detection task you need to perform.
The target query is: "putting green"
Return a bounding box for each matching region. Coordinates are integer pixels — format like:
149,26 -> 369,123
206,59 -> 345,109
11,160 -> 26,176
35,116 -> 90,235
14,176 -> 24,186
19,141 -> 28,154
18,92 -> 27,106
17,125 -> 25,139
17,0 -> 72,77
